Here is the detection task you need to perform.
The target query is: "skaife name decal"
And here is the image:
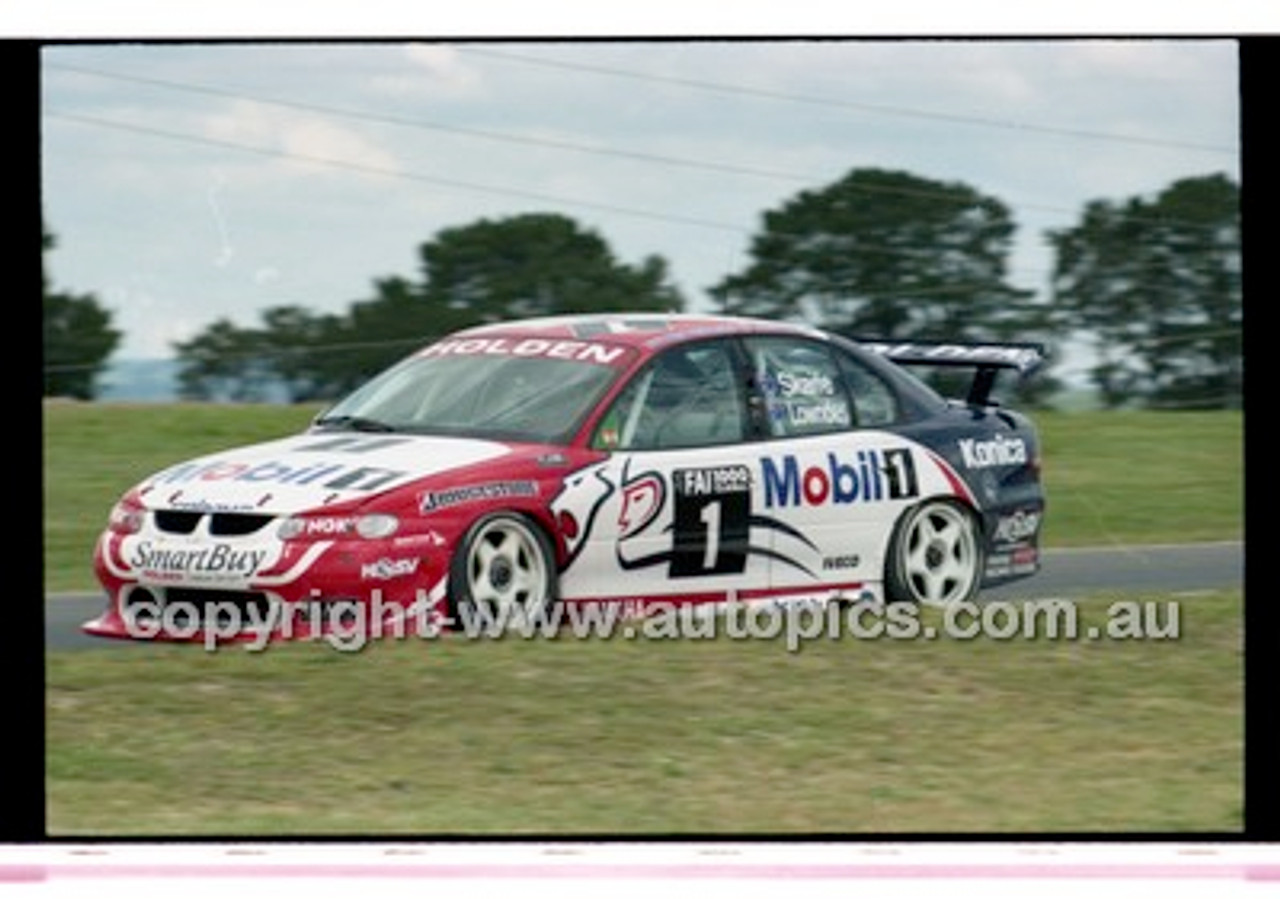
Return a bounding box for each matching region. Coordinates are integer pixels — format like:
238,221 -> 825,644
958,435 -> 1028,469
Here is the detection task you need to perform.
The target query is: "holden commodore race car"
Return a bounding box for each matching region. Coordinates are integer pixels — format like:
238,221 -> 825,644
87,313 -> 1046,643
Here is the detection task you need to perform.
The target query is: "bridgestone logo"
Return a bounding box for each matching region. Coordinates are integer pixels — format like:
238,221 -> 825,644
958,435 -> 1028,469
420,480 -> 539,512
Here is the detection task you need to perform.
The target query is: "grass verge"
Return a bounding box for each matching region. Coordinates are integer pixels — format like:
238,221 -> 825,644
46,589 -> 1242,835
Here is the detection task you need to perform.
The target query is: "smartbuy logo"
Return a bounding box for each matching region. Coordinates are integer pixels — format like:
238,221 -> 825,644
128,541 -> 269,578
761,448 -> 918,509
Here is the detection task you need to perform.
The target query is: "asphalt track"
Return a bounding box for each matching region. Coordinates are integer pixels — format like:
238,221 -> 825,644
45,541 -> 1243,651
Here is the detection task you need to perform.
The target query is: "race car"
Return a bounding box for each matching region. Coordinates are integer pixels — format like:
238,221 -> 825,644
86,313 -> 1046,642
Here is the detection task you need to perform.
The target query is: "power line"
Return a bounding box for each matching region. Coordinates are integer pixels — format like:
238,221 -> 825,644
45,62 -> 1234,233
47,110 -> 1240,288
45,62 -> 820,188
456,46 -> 1240,156
46,110 -> 745,235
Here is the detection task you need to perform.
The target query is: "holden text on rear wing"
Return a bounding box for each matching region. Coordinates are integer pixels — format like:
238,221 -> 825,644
856,339 -> 1046,407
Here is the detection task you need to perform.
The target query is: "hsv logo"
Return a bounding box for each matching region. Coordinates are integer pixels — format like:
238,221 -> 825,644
761,448 -> 919,509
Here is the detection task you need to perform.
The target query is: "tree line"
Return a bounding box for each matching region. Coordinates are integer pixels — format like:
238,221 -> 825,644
43,167 -> 1241,409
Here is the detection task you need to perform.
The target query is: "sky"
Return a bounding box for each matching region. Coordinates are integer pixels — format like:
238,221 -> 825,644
40,35 -> 1244,383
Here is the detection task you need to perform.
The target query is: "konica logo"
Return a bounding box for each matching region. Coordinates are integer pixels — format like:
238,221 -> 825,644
760,448 -> 919,509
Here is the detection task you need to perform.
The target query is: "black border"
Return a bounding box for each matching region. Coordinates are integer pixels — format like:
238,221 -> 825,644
28,32 -> 1267,845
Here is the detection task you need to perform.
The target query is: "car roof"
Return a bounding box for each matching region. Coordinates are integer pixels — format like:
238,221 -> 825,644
452,313 -> 829,353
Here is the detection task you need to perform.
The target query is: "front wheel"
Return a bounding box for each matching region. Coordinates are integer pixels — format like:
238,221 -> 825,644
884,499 -> 983,605
448,513 -> 558,631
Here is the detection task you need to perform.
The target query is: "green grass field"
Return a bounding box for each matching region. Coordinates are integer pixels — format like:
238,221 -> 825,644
42,402 -> 1244,835
47,590 -> 1241,835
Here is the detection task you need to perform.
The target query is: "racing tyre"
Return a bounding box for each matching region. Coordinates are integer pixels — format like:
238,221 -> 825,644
448,513 -> 558,633
884,499 -> 983,605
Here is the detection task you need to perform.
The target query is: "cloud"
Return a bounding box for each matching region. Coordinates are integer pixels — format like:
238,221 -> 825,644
201,98 -> 402,179
368,43 -> 485,99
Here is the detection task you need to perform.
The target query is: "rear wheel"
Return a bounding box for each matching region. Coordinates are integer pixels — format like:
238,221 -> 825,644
884,499 -> 983,605
448,514 -> 558,631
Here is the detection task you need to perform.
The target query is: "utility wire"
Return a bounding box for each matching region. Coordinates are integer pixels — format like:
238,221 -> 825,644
45,110 -> 1240,288
46,62 -> 1234,232
46,110 -> 745,235
457,45 -> 1240,156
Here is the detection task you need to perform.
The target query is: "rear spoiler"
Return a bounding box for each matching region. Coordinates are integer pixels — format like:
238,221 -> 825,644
855,339 -> 1046,407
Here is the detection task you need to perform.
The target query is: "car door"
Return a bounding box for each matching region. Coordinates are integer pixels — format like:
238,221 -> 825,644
553,338 -> 771,605
741,335 -> 925,598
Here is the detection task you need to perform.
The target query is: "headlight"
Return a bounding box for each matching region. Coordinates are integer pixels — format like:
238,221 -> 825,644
107,500 -> 145,535
355,514 -> 399,539
278,514 -> 399,540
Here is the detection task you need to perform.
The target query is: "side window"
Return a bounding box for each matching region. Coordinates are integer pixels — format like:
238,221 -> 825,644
836,351 -> 900,428
592,341 -> 746,451
744,337 -> 853,438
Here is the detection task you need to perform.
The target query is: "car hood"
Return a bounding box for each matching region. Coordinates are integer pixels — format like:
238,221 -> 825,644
133,431 -> 514,515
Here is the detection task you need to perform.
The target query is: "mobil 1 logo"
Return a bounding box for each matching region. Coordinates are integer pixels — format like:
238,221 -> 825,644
670,465 -> 752,578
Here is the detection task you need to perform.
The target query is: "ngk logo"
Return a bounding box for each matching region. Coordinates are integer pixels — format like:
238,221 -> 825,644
760,448 -> 919,509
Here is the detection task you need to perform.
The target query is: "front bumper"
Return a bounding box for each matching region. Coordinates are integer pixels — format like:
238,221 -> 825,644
89,528 -> 450,644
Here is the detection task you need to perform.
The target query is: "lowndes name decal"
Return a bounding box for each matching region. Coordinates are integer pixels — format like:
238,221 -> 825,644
419,337 -> 627,365
958,435 -> 1028,469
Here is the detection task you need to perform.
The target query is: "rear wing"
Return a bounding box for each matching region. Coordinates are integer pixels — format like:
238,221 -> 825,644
855,339 -> 1046,407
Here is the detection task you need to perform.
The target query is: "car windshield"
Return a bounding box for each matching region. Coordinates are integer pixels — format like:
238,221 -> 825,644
315,344 -> 634,444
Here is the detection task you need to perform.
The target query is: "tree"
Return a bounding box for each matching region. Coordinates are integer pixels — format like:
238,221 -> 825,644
173,319 -> 274,402
43,228 -> 121,400
173,212 -> 686,401
258,305 -> 347,403
709,168 -> 1042,342
419,213 -> 683,320
1047,174 -> 1241,409
322,275 -> 462,392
